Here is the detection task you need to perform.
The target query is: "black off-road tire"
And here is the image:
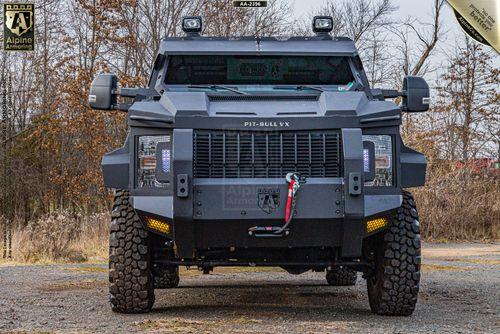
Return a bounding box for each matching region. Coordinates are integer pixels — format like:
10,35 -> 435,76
326,267 -> 357,286
154,265 -> 180,289
109,190 -> 155,313
367,190 -> 421,316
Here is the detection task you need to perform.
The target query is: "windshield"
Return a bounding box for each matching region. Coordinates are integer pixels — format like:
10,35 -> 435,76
164,55 -> 355,87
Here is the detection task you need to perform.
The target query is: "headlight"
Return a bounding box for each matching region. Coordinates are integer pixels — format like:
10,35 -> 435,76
362,135 -> 393,186
137,135 -> 171,188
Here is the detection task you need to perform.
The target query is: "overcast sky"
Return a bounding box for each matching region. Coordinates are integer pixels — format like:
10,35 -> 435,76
292,0 -> 499,81
293,0 -> 455,19
293,0 -> 461,40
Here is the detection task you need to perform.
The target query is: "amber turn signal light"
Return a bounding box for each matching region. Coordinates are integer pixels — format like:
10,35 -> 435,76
366,217 -> 389,233
145,217 -> 171,234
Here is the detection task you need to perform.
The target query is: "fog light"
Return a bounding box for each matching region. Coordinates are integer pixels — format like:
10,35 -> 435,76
366,217 -> 388,233
145,217 -> 171,234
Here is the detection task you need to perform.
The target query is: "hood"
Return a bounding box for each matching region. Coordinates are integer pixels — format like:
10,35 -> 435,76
128,91 -> 401,128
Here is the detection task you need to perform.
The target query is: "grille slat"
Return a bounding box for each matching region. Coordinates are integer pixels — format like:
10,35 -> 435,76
193,130 -> 342,178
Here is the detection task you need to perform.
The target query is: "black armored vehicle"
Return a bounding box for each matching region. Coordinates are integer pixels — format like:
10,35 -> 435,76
89,16 -> 429,316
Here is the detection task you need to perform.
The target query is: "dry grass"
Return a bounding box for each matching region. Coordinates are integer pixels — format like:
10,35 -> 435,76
422,244 -> 499,258
1,331 -> 56,334
38,279 -> 107,292
414,168 -> 500,242
439,258 -> 500,265
64,265 -> 108,273
136,318 -> 216,333
420,263 -> 472,272
135,317 -> 274,334
8,212 -> 109,264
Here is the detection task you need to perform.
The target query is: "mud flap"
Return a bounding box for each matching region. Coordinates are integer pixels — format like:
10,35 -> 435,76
341,219 -> 364,258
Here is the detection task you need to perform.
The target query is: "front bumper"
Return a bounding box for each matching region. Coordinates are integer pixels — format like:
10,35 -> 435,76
128,128 -> 402,259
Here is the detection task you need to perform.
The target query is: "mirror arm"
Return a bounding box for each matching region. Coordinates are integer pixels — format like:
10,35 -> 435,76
371,88 -> 406,100
114,103 -> 131,112
108,87 -> 151,112
381,89 -> 405,98
116,87 -> 150,98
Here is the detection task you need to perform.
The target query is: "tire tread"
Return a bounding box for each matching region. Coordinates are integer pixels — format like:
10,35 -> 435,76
109,190 -> 154,313
326,267 -> 357,286
368,190 -> 421,316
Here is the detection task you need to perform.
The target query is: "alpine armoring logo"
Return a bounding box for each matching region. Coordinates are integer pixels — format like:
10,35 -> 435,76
257,188 -> 280,214
3,3 -> 35,51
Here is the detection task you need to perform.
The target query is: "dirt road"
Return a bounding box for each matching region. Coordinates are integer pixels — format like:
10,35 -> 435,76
0,243 -> 499,333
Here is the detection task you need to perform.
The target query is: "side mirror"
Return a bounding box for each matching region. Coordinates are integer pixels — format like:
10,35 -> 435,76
88,73 -> 118,110
402,76 -> 430,112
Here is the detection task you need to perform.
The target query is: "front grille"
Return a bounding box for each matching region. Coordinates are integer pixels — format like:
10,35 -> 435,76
208,95 -> 320,102
193,130 -> 342,178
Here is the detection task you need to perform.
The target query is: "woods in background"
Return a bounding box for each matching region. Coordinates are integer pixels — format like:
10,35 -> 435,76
0,0 -> 498,257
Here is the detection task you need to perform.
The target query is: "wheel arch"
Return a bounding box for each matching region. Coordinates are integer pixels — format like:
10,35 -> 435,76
102,139 -> 130,189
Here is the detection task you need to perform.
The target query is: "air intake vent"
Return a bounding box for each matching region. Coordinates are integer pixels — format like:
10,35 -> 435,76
193,130 -> 342,178
208,95 -> 319,102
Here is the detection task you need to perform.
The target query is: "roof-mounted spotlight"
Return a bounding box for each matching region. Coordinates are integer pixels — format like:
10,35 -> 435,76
312,16 -> 333,35
182,16 -> 202,35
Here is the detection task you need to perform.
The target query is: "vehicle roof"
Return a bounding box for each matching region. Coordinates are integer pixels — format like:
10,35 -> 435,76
159,36 -> 358,56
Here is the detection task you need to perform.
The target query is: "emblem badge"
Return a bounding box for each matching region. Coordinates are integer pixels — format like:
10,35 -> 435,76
3,3 -> 35,51
257,188 -> 280,214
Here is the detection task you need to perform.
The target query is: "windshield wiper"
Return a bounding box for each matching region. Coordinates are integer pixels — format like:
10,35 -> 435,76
340,81 -> 363,92
187,85 -> 249,95
273,85 -> 324,93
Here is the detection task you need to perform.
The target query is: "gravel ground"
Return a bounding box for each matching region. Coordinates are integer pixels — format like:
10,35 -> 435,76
0,242 -> 498,334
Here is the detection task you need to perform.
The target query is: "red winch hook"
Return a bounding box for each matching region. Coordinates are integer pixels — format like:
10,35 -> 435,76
274,172 -> 302,234
248,172 -> 304,237
284,172 -> 300,224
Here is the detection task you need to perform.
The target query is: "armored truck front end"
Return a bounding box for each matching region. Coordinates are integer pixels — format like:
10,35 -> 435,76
90,16 -> 429,315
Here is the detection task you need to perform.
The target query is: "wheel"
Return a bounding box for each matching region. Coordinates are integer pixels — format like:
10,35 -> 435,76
367,190 -> 421,316
109,190 -> 155,313
154,265 -> 180,289
326,267 -> 357,286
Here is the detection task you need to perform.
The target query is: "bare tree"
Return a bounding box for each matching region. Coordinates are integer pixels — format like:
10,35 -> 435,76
431,37 -> 499,162
363,27 -> 393,87
316,0 -> 396,43
391,0 -> 446,77
296,0 -> 396,87
202,0 -> 293,37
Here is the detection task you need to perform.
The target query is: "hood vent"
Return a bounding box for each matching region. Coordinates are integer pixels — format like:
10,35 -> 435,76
208,94 -> 320,102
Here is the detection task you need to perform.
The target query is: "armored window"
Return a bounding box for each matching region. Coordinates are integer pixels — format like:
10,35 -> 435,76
164,55 -> 355,86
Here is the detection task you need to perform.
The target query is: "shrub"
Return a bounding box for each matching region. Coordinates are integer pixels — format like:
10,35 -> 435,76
13,211 -> 109,263
414,168 -> 500,241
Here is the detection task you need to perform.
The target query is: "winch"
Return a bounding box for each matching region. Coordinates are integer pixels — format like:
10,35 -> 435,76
248,172 -> 305,238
